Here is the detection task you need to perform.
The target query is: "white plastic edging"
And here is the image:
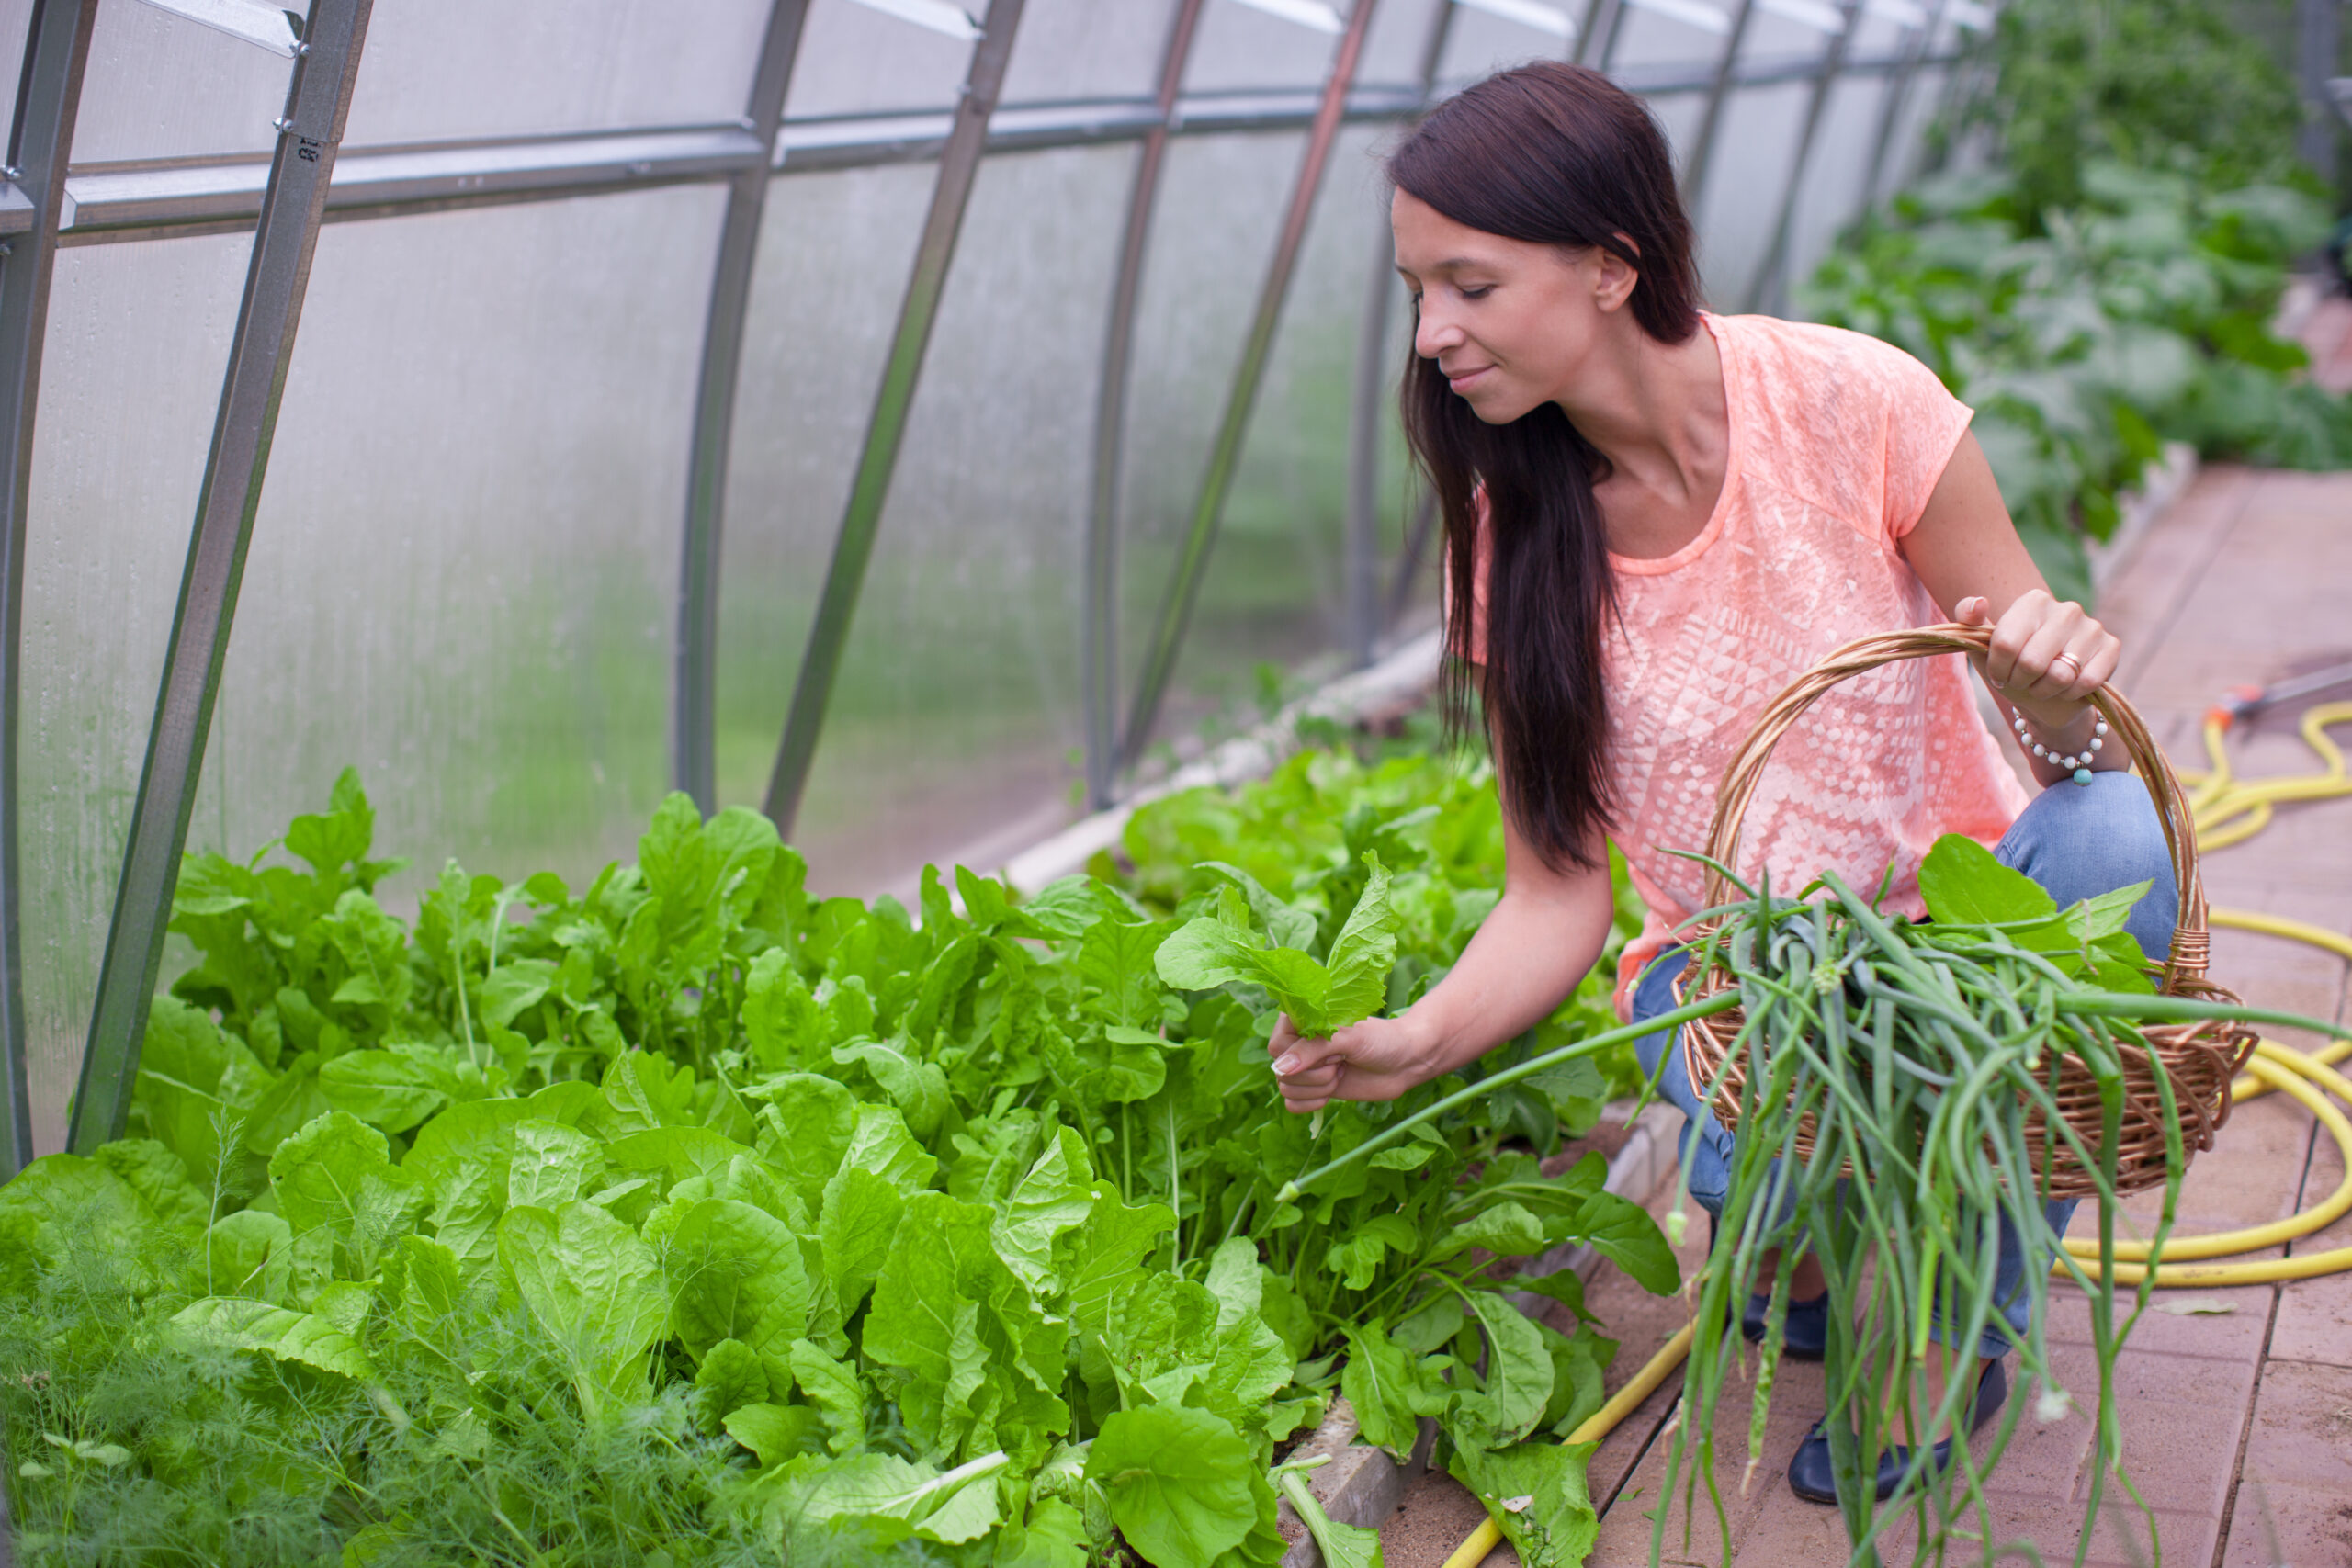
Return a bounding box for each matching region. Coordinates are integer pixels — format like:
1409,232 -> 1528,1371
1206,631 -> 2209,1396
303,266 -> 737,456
998,626 -> 1445,894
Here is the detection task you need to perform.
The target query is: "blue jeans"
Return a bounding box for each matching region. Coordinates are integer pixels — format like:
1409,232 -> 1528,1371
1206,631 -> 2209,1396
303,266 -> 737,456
1631,773 -> 2178,1359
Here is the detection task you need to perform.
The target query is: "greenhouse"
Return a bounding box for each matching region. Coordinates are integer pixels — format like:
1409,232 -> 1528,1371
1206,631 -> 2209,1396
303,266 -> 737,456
1,0 -> 2349,1562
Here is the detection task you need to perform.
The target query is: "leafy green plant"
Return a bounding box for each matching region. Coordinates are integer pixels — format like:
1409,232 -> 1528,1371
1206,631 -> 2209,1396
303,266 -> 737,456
1280,837 -> 2336,1565
2,764 -> 1668,1565
1950,0 -> 2312,221
1802,162 -> 2350,601
1646,840 -> 2334,1562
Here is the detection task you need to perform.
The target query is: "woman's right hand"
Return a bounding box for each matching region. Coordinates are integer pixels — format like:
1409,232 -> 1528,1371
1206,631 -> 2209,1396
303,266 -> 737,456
1269,1013 -> 1438,1114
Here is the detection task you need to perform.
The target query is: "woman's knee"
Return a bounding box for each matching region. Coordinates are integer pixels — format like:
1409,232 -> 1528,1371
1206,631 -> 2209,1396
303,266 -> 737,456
1996,772 -> 2178,955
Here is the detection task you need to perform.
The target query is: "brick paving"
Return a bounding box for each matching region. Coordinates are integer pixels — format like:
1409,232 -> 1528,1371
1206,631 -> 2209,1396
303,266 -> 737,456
1382,438 -> 2352,1565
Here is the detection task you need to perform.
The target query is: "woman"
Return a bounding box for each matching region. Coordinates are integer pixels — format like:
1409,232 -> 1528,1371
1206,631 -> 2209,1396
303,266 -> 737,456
1265,62 -> 2177,1505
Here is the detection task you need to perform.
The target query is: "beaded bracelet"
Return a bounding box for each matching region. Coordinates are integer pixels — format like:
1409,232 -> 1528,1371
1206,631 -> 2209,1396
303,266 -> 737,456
2012,710 -> 2107,785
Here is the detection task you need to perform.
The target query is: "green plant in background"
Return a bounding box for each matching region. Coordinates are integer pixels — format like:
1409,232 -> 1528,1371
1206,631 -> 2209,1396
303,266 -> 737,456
0,762 -> 1659,1565
1803,0 -> 2351,601
1950,0 -> 2312,220
1802,162 -> 2349,599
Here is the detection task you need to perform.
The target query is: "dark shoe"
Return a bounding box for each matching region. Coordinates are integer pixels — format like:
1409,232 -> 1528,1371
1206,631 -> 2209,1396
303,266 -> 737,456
1742,1288 -> 1829,1361
1787,1357 -> 2009,1505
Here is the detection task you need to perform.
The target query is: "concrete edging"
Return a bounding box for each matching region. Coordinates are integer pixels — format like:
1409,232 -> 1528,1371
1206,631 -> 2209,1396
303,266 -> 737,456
1272,1100 -> 1683,1565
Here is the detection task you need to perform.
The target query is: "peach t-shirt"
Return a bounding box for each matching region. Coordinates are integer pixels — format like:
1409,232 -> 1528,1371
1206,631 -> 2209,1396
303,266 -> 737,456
1463,312 -> 2030,1014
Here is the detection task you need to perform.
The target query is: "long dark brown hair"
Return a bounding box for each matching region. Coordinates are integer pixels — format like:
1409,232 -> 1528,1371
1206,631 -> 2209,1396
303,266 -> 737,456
1390,62 -> 1701,870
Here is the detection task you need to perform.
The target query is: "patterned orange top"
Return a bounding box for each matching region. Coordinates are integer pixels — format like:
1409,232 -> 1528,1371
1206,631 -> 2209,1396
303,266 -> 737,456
1462,311 -> 2031,1014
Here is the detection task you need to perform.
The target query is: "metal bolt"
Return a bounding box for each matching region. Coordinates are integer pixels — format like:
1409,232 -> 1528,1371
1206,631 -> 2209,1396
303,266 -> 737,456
1,166 -> 19,182
273,116 -> 292,131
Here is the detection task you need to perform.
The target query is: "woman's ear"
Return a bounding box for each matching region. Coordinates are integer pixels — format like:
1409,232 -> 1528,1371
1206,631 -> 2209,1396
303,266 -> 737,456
1592,239 -> 1640,313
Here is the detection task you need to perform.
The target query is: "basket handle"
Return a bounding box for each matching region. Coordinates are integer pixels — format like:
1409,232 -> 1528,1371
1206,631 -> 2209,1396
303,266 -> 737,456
1692,623 -> 2212,987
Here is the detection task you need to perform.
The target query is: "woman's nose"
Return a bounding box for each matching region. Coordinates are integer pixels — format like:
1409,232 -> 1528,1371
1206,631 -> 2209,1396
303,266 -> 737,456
1414,309 -> 1460,360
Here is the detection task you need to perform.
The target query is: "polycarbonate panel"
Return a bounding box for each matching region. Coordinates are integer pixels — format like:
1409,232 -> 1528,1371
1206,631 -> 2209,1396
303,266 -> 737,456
73,0 -> 774,165
19,231 -> 254,1155
713,162 -> 936,843
1354,0 -> 1450,89
785,145 -> 1129,897
1689,80 -> 1809,306
784,0 -> 975,119
1876,56 -> 1951,197
998,0 -> 1181,105
1184,0 -> 1344,96
182,185 -> 726,928
70,0 -> 288,165
1639,86 -> 1705,182
1114,130 -> 1299,754
1432,5 -> 1575,89
1779,71 -> 1895,302
0,0 -> 38,148
1126,126 -> 1396,759
1608,1 -> 1734,70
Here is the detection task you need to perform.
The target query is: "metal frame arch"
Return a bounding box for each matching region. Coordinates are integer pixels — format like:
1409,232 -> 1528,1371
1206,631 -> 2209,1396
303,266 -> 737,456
0,0 -> 100,1175
1859,0 -> 1948,208
1116,0 -> 1385,776
673,0 -> 814,814
1740,0 -> 1863,311
1082,0 -> 1211,813
1679,0 -> 1760,210
73,0 -> 377,1152
762,0 -> 1032,835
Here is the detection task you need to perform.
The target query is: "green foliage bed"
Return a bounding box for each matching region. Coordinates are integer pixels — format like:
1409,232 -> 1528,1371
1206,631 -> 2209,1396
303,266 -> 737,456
0,750 -> 1658,1567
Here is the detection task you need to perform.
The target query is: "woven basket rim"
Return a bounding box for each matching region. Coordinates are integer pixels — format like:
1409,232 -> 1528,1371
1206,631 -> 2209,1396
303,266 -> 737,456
1669,622 -> 2254,1193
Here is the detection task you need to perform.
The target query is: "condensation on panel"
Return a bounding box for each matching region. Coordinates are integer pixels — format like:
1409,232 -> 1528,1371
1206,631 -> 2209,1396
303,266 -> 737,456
18,231 -> 253,1155
72,0 -> 773,165
788,145 -> 1129,897
1128,127 -> 1395,759
70,0 -> 287,165
713,162 -> 935,827
1690,80 -> 1809,310
998,0 -> 1180,106
783,0 -> 974,119
341,0 -> 771,146
1183,0 -> 1341,97
186,185 -> 727,937
0,0 -> 38,145
1114,130 -> 1300,750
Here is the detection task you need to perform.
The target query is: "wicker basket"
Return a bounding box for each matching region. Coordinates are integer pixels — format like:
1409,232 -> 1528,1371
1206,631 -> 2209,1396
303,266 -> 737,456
1673,624 -> 2256,1201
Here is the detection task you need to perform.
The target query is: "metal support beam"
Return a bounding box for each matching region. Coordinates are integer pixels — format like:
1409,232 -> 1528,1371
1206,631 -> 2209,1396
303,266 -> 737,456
1115,0 -> 1383,774
672,0 -> 811,814
1858,0 -> 1944,207
1740,0 -> 1860,311
0,0 -> 100,1175
1679,0 -> 1758,209
761,0 -> 1029,834
1081,0 -> 1208,813
0,53 -> 1951,247
70,0 -> 374,1153
1572,0 -> 1618,64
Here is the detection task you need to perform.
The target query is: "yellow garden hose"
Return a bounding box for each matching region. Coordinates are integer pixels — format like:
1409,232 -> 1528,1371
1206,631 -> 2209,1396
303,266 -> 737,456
1439,702 -> 2352,1565
1439,1325 -> 1698,1568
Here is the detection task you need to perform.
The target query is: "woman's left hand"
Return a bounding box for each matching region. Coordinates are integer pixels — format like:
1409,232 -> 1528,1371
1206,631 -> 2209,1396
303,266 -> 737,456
1953,591 -> 2119,720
